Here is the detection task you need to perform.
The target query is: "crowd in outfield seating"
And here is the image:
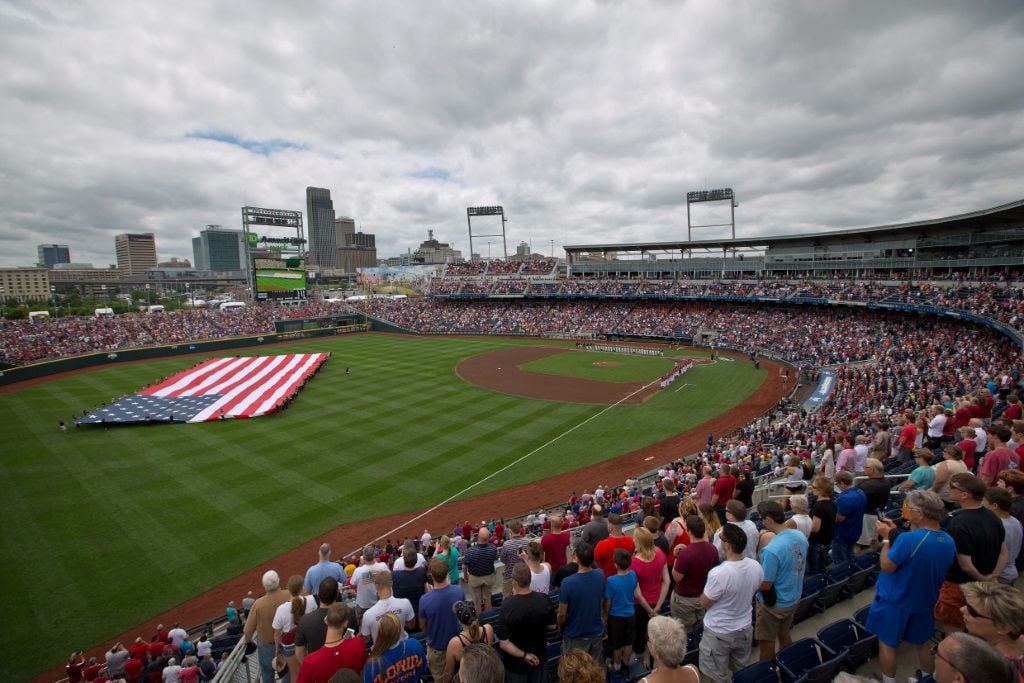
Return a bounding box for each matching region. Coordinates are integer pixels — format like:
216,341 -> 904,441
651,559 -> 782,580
63,287 -> 1024,683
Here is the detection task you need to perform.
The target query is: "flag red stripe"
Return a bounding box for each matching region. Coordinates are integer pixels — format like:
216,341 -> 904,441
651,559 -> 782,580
214,355 -> 305,418
139,357 -> 230,396
235,353 -> 326,418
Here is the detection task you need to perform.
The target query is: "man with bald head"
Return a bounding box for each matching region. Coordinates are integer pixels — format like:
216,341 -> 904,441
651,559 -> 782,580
580,504 -> 609,547
464,527 -> 498,612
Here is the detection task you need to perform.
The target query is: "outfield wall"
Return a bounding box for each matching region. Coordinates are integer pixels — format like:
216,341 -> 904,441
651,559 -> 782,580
0,324 -> 367,387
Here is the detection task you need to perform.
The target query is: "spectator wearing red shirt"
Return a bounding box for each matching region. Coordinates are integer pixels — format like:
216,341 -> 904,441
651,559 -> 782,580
1005,394 -> 1023,421
670,514 -> 720,637
955,399 -> 973,429
66,652 -> 86,683
897,412 -> 918,463
123,654 -> 145,682
540,516 -> 571,574
594,514 -> 635,578
957,428 -> 978,471
296,603 -> 366,683
129,638 -> 149,664
980,425 -> 1015,486
146,639 -> 166,661
978,389 -> 995,419
711,465 -> 737,524
82,657 -> 103,681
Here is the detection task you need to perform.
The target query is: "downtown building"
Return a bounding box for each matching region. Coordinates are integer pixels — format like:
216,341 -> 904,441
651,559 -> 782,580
306,187 -> 337,270
192,226 -> 246,272
114,233 -> 158,276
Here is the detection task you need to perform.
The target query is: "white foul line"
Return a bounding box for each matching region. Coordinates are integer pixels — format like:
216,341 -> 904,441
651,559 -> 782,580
344,375 -> 663,557
673,383 -> 695,393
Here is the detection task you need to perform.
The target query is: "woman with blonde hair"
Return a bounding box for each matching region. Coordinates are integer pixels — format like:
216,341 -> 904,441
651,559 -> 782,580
272,574 -> 317,681
698,503 -> 722,539
960,581 -> 1024,679
631,527 -> 670,660
666,498 -> 699,555
557,650 -> 606,683
364,612 -> 426,683
638,616 -> 699,683
434,535 -> 461,585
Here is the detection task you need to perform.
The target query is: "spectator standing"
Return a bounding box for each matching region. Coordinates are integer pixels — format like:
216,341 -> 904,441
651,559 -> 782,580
698,524 -> 764,683
459,643 -> 505,683
359,571 -> 415,645
659,478 -> 682,529
594,513 -> 635,578
671,514 -> 720,637
933,444 -> 970,509
391,546 -> 428,629
443,601 -> 495,683
433,536 -> 460,586
362,613 -> 426,683
712,500 -> 759,561
303,543 -> 345,595
522,541 -> 552,594
980,425 -> 1015,486
463,527 -> 498,613
295,603 -> 365,683
243,570 -> 290,683
418,557 -> 465,682
897,412 -> 918,463
603,548 -> 638,676
784,495 -> 813,538
274,574 -> 318,681
694,467 -> 715,507
857,458 -> 893,554
630,527 -> 670,659
294,576 -> 339,662
557,542 -> 606,663
935,473 -> 1008,633
106,642 -> 130,680
983,487 -> 1023,584
540,516 -> 571,575
710,465 -> 736,524
496,564 -> 554,683
499,521 -> 531,598
755,501 -> 808,661
865,490 -> 956,683
811,479 -> 835,573
579,505 -> 609,547
832,472 -> 867,566
350,546 -> 389,629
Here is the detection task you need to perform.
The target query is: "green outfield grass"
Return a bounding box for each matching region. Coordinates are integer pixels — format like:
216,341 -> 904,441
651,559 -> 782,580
0,334 -> 765,679
519,350 -> 676,382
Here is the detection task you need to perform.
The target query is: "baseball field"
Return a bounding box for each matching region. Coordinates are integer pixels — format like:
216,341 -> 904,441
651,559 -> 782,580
0,333 -> 770,680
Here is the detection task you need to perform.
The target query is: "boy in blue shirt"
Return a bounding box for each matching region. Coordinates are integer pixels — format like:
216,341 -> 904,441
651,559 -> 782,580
603,548 -> 638,675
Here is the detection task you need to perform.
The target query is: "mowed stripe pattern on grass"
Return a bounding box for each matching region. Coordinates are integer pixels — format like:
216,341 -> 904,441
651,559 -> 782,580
0,335 -> 765,680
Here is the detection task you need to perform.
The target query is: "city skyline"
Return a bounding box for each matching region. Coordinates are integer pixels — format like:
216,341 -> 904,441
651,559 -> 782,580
2,2 -> 1023,268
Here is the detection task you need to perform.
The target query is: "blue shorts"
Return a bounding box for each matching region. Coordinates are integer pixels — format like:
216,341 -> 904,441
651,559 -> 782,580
865,597 -> 935,648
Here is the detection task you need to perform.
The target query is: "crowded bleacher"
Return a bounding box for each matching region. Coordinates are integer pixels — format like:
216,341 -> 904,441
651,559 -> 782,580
50,271 -> 1024,683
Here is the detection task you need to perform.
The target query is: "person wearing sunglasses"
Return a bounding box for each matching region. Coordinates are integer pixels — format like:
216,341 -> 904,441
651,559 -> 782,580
865,490 -> 955,683
959,581 -> 1024,680
931,632 -> 1014,683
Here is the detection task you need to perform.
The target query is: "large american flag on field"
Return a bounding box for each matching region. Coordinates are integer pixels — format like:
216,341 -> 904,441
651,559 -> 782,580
75,353 -> 329,425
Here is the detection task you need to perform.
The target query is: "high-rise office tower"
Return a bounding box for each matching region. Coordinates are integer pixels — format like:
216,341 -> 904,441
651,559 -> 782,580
114,233 -> 158,275
306,187 -> 337,269
37,244 -> 71,267
192,226 -> 246,272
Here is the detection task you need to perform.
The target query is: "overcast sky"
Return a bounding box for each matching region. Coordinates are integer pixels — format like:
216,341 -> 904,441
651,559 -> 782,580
2,1 -> 1023,267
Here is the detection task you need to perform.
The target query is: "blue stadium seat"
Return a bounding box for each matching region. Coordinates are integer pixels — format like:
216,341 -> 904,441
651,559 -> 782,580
842,566 -> 875,598
853,605 -> 872,629
776,638 -> 845,683
814,577 -> 850,612
732,659 -> 781,683
817,618 -> 879,671
852,551 -> 879,570
826,562 -> 855,583
802,574 -> 828,597
793,591 -> 822,625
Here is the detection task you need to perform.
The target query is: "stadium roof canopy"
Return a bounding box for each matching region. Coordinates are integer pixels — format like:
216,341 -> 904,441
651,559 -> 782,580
563,198 -> 1024,256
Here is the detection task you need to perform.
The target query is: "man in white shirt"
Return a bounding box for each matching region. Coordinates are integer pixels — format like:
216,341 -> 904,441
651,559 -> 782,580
350,545 -> 389,629
392,540 -> 427,571
713,500 -> 759,561
421,529 -> 432,551
167,623 -> 188,648
699,524 -> 764,683
359,571 -> 416,644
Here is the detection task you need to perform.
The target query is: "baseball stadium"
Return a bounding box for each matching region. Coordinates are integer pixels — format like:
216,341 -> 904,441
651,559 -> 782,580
3,198 -> 1024,682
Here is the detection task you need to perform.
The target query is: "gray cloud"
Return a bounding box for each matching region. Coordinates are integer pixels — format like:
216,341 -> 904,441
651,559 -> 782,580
0,0 -> 1022,267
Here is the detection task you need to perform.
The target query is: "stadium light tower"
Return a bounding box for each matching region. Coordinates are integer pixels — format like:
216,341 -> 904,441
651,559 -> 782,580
467,206 -> 508,260
686,188 -> 737,241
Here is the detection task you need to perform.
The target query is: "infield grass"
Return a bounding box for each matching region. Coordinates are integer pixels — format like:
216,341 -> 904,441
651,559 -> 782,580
519,350 -> 676,382
0,334 -> 764,679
